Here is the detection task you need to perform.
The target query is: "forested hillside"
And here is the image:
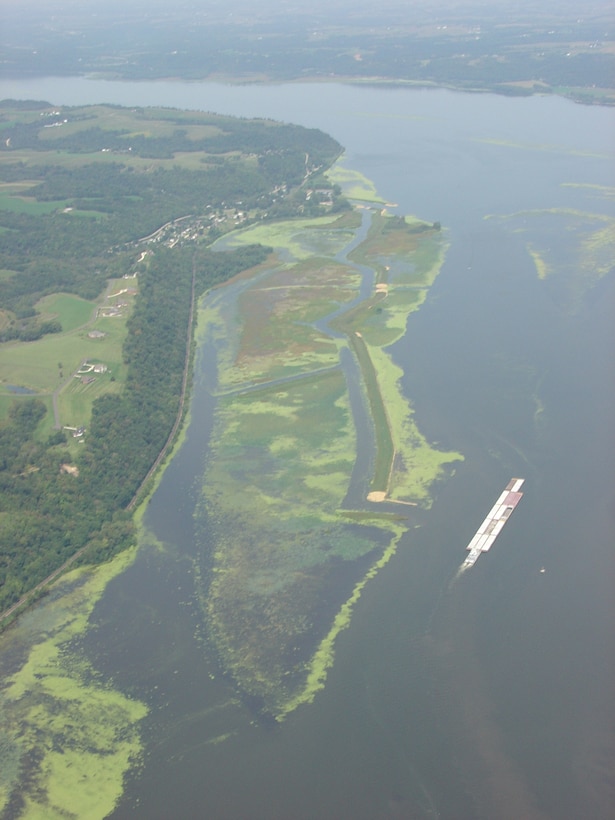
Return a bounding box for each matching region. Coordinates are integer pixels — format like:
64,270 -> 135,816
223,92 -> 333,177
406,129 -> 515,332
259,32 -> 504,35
0,103 -> 341,334
0,102 -> 344,616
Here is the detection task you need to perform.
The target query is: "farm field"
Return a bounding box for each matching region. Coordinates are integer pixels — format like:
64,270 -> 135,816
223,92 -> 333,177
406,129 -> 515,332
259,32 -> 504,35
0,105 -> 274,175
0,280 -> 136,437
35,293 -> 95,331
0,191 -> 69,214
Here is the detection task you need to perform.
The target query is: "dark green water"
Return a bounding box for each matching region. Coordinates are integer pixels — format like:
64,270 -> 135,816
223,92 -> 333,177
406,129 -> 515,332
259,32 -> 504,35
1,79 -> 613,819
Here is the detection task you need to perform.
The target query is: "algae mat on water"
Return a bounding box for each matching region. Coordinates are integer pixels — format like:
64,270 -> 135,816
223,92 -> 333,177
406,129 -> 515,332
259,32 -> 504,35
488,208 -> 615,311
0,548 -> 146,820
196,204 -> 462,716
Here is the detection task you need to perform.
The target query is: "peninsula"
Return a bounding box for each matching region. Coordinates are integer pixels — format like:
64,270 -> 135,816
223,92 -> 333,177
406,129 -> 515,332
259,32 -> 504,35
0,100 -> 343,619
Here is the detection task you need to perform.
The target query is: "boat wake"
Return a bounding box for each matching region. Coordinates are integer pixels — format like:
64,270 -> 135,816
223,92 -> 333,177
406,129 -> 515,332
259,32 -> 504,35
449,562 -> 470,588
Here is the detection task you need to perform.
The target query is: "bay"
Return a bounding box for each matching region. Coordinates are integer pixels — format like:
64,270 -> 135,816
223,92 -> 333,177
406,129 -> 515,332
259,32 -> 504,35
0,77 -> 613,819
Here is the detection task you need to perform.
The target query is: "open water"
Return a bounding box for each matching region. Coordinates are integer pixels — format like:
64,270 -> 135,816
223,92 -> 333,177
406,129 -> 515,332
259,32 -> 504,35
1,78 -> 614,819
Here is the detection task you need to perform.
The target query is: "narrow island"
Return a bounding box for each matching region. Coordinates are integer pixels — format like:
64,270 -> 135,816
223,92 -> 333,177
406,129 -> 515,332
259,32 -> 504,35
196,198 -> 462,716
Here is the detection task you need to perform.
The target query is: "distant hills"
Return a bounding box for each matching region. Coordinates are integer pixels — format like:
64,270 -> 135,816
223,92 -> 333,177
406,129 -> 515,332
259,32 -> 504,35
2,0 -> 613,104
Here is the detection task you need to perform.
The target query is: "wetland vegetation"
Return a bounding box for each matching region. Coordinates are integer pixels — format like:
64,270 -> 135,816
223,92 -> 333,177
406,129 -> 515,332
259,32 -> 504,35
197,204 -> 461,714
0,549 -> 146,820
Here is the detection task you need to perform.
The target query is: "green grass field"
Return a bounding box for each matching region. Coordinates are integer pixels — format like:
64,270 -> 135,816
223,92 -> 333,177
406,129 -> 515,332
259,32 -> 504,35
35,293 -> 96,332
1,322 -> 124,394
1,280 -> 135,432
0,145 -> 234,175
0,192 -> 69,214
59,369 -> 125,433
36,106 -> 224,143
0,104 -> 244,178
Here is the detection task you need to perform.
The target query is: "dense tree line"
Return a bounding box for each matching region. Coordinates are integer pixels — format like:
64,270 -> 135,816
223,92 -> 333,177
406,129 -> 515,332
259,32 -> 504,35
0,399 -> 108,607
0,242 -> 270,612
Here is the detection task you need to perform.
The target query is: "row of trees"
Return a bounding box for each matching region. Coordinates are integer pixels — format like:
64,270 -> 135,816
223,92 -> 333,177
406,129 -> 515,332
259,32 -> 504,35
0,243 -> 270,612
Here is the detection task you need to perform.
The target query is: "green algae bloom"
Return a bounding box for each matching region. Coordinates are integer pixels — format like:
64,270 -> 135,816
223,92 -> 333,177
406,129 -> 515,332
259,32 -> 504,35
0,549 -> 146,820
489,207 -> 615,308
327,159 -> 387,203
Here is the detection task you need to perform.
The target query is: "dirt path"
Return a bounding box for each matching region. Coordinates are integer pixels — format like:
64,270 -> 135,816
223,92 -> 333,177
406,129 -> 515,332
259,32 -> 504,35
51,372 -> 76,430
50,302 -> 101,430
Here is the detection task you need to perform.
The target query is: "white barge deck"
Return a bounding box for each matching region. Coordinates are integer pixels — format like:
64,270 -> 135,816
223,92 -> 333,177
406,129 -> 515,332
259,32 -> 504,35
462,478 -> 524,568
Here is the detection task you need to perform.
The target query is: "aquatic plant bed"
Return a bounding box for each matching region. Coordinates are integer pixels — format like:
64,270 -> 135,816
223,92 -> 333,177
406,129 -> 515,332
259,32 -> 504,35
196,206 -> 462,715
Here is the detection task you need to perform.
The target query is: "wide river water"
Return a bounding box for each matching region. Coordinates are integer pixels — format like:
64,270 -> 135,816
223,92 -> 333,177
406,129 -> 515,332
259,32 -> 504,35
1,78 -> 614,819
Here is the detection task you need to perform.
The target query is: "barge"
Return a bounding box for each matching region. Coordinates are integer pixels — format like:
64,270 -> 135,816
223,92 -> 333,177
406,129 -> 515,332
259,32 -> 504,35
462,478 -> 524,568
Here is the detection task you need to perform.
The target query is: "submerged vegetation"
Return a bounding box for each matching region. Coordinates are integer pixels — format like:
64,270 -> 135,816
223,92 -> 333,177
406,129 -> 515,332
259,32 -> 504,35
0,549 -> 146,819
196,204 -> 462,715
488,206 -> 615,310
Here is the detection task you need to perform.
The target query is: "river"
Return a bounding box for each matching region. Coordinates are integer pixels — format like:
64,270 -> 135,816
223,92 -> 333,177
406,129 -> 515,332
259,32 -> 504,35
0,78 -> 614,819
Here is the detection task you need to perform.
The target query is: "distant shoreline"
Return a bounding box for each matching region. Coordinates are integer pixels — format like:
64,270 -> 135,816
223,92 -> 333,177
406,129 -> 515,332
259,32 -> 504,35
1,71 -> 613,108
